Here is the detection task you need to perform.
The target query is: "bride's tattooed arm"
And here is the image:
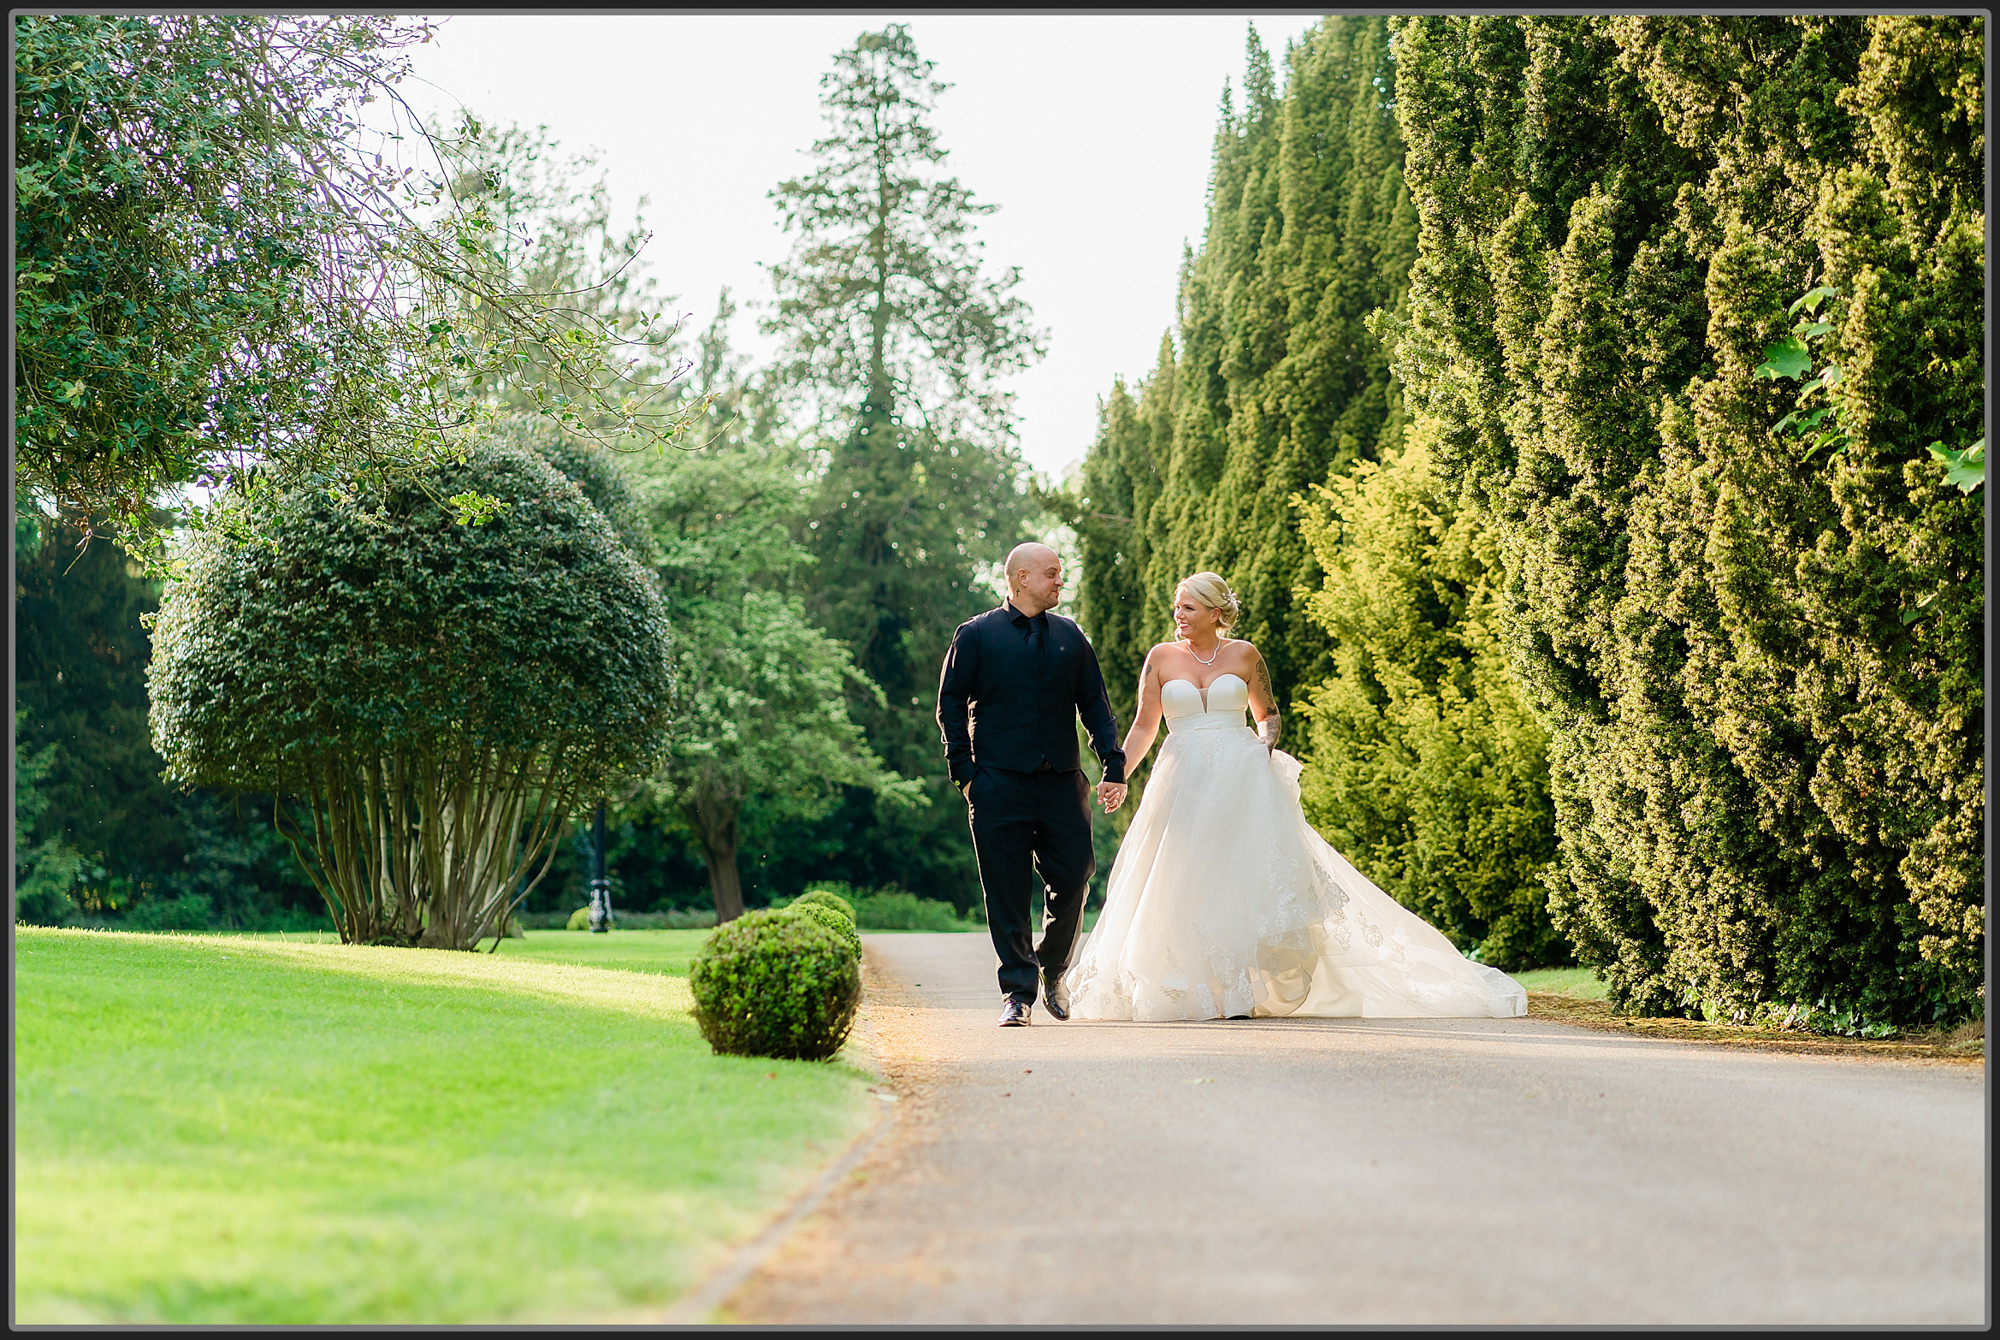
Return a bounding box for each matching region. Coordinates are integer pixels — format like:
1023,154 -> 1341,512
1249,648 -> 1281,751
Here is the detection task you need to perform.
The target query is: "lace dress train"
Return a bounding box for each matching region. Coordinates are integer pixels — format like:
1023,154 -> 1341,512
1063,674 -> 1527,1022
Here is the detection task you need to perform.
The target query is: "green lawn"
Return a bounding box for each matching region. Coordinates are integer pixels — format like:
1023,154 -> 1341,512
1512,965 -> 1609,1000
14,926 -> 874,1324
493,927 -> 712,977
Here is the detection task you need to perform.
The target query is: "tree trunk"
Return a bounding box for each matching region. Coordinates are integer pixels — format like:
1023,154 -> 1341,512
684,794 -> 745,923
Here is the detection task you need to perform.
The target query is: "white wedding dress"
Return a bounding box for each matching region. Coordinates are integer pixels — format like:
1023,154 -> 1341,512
1064,673 -> 1527,1021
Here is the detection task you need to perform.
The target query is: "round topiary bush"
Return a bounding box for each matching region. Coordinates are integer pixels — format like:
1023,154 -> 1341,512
688,909 -> 861,1060
790,900 -> 862,960
793,887 -> 857,923
149,440 -> 671,949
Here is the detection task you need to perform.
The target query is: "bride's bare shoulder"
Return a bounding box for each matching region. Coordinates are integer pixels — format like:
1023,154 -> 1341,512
1222,637 -> 1263,662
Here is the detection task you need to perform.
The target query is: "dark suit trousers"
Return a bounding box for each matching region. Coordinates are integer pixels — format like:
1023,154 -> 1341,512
966,766 -> 1096,1004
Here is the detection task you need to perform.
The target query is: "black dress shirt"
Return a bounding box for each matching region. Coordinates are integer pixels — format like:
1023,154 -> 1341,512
936,601 -> 1126,786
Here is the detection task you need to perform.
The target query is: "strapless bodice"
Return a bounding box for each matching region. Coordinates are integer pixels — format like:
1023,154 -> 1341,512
1161,673 -> 1249,732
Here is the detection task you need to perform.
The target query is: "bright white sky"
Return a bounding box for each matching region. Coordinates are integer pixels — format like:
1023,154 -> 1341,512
387,13 -> 1324,480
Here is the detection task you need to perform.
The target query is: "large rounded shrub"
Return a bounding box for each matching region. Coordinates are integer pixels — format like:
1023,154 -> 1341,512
149,441 -> 672,948
688,909 -> 861,1060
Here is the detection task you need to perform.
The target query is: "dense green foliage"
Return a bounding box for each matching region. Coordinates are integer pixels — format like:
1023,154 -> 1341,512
1070,19 -> 1418,723
788,883 -> 980,931
13,513 -> 327,930
14,15 -> 405,526
14,16 -> 696,547
688,909 -> 863,1060
15,928 -> 870,1322
1296,428 -> 1563,969
628,317 -> 917,922
1392,15 -> 1983,1025
1075,15 -> 1982,1014
497,416 -> 658,563
762,26 -> 1043,912
849,889 -> 980,931
1071,19 -> 1558,955
148,443 -> 672,947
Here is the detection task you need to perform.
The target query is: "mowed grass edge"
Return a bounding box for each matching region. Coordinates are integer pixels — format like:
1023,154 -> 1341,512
14,926 -> 874,1324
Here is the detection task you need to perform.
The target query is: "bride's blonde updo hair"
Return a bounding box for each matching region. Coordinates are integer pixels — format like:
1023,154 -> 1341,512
1175,571 -> 1241,631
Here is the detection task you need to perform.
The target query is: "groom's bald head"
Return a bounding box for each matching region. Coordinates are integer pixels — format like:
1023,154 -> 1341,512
1005,542 -> 1063,615
1005,541 -> 1057,580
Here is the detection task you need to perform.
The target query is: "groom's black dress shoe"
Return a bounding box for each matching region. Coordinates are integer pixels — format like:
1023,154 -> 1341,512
1043,973 -> 1071,1021
999,998 -> 1032,1027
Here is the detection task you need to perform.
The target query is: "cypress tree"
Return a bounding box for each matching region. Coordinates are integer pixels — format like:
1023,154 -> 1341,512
1071,17 -> 1434,835
1393,15 -> 1983,1025
1075,19 -> 1419,719
1295,426 -> 1564,970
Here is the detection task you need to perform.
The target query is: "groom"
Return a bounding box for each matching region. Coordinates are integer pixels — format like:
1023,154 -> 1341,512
936,542 -> 1127,1027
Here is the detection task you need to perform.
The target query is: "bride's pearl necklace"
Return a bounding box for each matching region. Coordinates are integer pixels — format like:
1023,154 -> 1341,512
1186,638 -> 1221,666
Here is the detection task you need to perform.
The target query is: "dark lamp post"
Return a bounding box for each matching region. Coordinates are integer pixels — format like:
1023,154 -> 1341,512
587,800 -> 611,933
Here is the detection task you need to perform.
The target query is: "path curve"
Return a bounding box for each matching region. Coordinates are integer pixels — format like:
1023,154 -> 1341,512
727,934 -> 1984,1325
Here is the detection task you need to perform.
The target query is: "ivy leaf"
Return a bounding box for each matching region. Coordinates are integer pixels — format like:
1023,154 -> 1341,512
1754,336 -> 1811,381
1926,438 -> 1985,494
1787,284 -> 1840,316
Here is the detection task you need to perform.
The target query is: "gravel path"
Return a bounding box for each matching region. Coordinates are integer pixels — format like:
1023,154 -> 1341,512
726,933 -> 1985,1325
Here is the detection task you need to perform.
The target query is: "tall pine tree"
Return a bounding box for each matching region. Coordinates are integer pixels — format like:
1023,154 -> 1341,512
761,26 -> 1042,906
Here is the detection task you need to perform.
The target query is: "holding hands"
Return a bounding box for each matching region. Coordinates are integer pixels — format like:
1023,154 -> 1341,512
1096,780 -> 1128,814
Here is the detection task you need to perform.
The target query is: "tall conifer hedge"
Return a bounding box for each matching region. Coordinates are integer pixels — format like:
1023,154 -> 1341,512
1074,19 -> 1558,963
1392,15 -> 1983,1026
1073,19 -> 1417,721
1296,426 -> 1564,969
1079,16 -> 1981,1020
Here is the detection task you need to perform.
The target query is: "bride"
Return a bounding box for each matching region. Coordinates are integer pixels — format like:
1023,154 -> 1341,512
1065,572 -> 1526,1022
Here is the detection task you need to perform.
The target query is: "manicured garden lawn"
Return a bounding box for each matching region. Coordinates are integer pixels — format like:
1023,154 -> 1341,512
14,927 -> 873,1324
494,927 -> 712,977
1512,966 -> 1609,1000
